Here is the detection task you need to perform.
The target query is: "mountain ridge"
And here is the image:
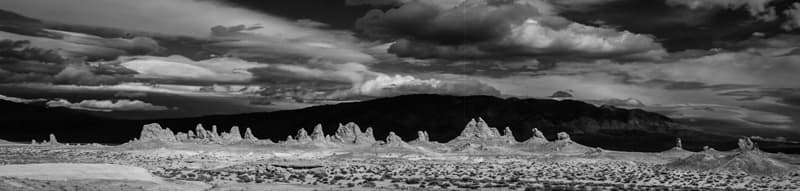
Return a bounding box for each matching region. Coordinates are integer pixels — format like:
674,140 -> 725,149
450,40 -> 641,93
1,94 -> 798,152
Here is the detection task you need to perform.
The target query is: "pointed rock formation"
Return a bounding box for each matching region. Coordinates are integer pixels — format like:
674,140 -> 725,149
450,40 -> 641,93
457,118 -> 501,140
524,128 -> 548,144
195,124 -> 208,139
358,127 -> 377,144
502,127 -> 516,143
187,130 -> 196,138
211,125 -> 220,140
667,138 -> 685,151
310,124 -> 326,142
48,134 -> 59,144
285,135 -> 296,143
31,140 -> 37,145
334,122 -> 376,144
385,132 -> 409,147
243,128 -> 258,141
220,126 -> 243,142
138,123 -> 177,143
295,128 -> 312,143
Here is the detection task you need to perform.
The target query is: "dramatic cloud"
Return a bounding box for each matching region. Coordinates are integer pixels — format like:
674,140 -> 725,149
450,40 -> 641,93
45,99 -> 170,112
356,74 -> 500,97
0,94 -> 46,104
665,0 -> 777,21
0,0 -> 374,63
119,55 -> 264,83
782,3 -> 800,30
356,0 -> 665,61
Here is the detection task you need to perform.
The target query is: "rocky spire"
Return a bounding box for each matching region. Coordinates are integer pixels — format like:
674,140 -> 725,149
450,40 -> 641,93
48,133 -> 59,144
310,124 -> 325,141
211,125 -> 220,139
457,118 -> 500,139
738,137 -> 758,152
31,139 -> 37,145
220,126 -> 243,142
356,127 -> 377,144
675,138 -> 683,150
523,128 -> 548,144
138,123 -> 177,143
335,122 -> 359,143
503,127 -> 515,142
187,130 -> 196,138
195,124 -> 207,139
334,122 -> 375,144
243,128 -> 258,141
295,128 -> 312,143
477,117 -> 497,137
385,131 -> 408,147
414,131 -> 430,142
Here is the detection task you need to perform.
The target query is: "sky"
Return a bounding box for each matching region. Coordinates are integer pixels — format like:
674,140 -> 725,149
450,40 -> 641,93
0,0 -> 800,139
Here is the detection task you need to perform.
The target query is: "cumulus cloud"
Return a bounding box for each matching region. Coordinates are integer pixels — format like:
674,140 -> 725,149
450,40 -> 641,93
355,74 -> 500,97
45,99 -> 170,112
356,0 -> 665,61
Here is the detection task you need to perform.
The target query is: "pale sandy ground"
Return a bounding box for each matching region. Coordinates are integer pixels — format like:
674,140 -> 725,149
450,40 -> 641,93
0,163 -> 210,191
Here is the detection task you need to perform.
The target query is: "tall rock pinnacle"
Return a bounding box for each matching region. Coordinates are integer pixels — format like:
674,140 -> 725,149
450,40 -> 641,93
310,124 -> 326,141
221,126 -> 243,142
295,128 -> 312,143
48,133 -> 59,144
414,131 -> 430,143
457,117 -> 501,140
503,127 -> 516,143
243,128 -> 258,141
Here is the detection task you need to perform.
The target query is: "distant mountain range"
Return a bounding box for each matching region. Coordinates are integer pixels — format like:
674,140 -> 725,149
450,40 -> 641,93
1,94 -> 798,152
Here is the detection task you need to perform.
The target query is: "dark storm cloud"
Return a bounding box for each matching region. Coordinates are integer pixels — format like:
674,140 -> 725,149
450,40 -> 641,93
354,0 -> 666,61
559,0 -> 800,52
0,39 -> 136,85
356,2 -> 539,43
665,0 -> 778,21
